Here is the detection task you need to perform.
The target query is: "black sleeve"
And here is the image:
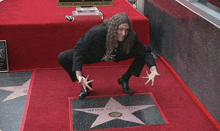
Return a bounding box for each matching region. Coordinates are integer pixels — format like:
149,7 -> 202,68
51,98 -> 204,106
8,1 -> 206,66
133,32 -> 157,69
72,29 -> 95,71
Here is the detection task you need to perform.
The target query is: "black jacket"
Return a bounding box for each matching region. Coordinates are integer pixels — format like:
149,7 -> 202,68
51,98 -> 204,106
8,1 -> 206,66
72,24 -> 156,71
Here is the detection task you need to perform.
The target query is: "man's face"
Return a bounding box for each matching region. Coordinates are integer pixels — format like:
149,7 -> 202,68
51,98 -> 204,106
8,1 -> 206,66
118,23 -> 129,42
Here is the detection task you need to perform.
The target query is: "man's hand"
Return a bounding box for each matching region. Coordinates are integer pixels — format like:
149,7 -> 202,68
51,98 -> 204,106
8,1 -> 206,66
101,53 -> 116,62
76,71 -> 94,92
142,66 -> 160,86
78,75 -> 94,92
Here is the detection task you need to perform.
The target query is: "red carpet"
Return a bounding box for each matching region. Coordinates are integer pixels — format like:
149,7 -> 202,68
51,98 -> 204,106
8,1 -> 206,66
0,0 -> 149,71
21,58 -> 218,131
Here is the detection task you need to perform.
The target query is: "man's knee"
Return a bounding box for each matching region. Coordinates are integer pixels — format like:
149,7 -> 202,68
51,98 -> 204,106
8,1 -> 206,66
58,52 -> 66,65
58,49 -> 74,65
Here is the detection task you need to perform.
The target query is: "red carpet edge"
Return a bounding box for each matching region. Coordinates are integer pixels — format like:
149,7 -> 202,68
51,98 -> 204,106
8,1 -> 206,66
158,55 -> 220,130
20,70 -> 36,131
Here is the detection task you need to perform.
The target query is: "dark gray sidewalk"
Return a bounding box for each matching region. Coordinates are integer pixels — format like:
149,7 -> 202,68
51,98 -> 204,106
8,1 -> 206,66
0,71 -> 33,131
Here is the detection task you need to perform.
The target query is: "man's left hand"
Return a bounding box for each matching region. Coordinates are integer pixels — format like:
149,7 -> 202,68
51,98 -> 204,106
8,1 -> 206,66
142,66 -> 160,86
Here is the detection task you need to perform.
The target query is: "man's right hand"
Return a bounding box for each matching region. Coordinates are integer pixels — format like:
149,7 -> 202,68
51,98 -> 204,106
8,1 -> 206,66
78,75 -> 94,92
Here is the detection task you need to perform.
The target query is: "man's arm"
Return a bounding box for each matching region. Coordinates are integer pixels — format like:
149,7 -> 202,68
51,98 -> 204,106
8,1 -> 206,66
133,33 -> 160,86
150,66 -> 158,73
75,71 -> 83,82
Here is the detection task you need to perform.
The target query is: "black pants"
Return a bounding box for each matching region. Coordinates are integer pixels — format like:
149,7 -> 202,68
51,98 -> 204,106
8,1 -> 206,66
58,49 -> 146,82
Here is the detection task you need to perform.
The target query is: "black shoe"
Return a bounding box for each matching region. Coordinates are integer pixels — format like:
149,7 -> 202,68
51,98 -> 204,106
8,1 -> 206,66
117,76 -> 134,95
78,82 -> 92,99
79,87 -> 89,99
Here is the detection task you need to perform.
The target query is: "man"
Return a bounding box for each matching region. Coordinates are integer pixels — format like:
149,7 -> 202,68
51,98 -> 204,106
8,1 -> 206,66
58,13 -> 160,99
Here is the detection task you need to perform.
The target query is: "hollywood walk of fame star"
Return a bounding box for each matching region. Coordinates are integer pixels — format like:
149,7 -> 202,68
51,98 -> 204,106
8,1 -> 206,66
0,79 -> 31,102
73,97 -> 154,128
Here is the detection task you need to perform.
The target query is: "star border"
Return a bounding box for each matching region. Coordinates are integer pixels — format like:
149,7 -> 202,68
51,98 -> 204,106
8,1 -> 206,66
69,93 -> 169,130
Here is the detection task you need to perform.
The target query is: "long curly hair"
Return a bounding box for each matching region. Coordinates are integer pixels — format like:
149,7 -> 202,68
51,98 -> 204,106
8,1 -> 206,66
104,13 -> 135,55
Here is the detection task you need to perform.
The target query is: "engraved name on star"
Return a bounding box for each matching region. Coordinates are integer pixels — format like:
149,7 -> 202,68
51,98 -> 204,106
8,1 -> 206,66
73,97 -> 154,128
0,79 -> 31,102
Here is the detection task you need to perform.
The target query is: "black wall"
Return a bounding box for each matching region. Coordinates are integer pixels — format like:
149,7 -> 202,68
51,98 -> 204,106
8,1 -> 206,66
144,0 -> 220,123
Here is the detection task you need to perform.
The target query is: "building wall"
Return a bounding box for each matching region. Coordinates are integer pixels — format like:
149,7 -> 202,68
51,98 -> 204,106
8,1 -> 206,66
144,0 -> 220,123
